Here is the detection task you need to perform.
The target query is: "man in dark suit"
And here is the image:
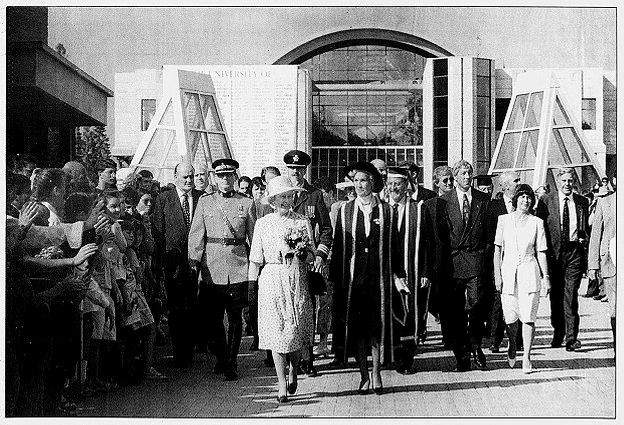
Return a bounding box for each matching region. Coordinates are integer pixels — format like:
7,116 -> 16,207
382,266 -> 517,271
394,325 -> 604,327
536,167 -> 590,351
152,162 -> 205,367
284,149 -> 333,377
423,159 -> 491,371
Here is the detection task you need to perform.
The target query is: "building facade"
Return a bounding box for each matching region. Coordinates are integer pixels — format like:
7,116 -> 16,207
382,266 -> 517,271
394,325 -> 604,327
114,29 -> 614,187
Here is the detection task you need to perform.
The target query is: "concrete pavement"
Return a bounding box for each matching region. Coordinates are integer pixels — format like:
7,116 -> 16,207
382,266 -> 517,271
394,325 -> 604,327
76,282 -> 616,418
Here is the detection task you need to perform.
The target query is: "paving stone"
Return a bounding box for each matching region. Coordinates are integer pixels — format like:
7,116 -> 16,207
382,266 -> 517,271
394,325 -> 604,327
76,286 -> 615,418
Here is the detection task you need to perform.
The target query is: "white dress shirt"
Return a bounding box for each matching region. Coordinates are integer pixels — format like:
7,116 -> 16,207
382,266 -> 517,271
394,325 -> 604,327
558,191 -> 578,241
388,195 -> 407,227
176,187 -> 193,220
355,195 -> 377,237
503,194 -> 514,213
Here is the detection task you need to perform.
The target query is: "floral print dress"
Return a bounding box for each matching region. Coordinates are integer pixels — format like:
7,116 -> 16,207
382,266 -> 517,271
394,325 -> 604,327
249,212 -> 315,354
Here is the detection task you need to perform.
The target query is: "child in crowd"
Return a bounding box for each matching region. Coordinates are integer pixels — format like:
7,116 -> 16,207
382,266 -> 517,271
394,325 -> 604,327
89,190 -> 126,390
132,191 -> 166,344
63,193 -> 115,396
118,219 -> 166,381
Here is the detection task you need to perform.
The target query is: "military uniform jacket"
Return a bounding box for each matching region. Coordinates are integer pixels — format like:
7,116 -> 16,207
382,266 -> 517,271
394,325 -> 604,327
188,190 -> 256,285
292,180 -> 333,260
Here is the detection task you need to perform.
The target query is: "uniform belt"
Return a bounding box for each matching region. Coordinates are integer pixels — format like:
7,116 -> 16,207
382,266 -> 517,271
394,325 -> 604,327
205,237 -> 247,246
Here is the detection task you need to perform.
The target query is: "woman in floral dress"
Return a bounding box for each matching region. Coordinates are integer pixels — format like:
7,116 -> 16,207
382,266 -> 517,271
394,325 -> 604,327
248,176 -> 315,403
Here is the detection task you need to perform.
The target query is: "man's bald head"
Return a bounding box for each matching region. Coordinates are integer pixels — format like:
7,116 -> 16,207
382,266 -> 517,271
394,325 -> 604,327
370,159 -> 388,180
174,162 -> 195,192
498,171 -> 520,197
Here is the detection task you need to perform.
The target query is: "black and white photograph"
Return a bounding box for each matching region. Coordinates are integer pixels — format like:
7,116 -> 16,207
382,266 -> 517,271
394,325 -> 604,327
3,2 -> 618,419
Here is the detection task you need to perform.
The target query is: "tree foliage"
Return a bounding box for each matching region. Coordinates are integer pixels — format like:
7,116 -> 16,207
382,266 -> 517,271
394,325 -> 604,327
75,126 -> 112,183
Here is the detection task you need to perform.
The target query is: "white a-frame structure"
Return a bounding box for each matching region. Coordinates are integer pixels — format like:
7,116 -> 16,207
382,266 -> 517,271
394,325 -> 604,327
489,71 -> 604,193
131,68 -> 231,183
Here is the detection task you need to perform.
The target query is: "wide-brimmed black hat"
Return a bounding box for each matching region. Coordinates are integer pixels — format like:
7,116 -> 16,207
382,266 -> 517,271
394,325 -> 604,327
474,174 -> 493,186
283,150 -> 311,168
347,161 -> 384,193
212,158 -> 239,175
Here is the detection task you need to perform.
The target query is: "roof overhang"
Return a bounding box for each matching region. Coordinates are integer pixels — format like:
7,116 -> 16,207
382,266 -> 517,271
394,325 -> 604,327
7,41 -> 113,126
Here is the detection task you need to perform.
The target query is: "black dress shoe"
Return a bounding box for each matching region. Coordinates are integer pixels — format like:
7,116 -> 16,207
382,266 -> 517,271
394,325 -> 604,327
472,348 -> 487,369
372,374 -> 383,395
224,370 -> 238,381
582,292 -> 599,298
287,381 -> 298,395
213,361 -> 227,374
305,363 -> 319,377
551,337 -> 564,348
329,358 -> 345,369
277,395 -> 288,403
566,340 -> 582,351
594,294 -> 606,300
453,360 -> 471,372
224,365 -> 238,380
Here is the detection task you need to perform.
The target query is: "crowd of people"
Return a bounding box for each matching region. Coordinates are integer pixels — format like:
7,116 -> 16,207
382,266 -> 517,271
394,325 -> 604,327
5,150 -> 616,414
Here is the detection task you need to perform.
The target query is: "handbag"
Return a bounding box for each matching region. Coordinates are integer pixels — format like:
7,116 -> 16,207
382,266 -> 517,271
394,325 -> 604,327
308,270 -> 327,296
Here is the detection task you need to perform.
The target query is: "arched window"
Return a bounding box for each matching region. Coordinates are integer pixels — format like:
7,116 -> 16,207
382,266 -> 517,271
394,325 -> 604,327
275,30 -> 451,185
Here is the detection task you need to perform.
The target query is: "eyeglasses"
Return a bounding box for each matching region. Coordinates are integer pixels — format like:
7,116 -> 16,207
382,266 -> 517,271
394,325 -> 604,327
441,177 -> 454,183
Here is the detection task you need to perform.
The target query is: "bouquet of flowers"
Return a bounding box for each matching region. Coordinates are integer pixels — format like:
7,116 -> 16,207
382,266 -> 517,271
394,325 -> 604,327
283,225 -> 311,263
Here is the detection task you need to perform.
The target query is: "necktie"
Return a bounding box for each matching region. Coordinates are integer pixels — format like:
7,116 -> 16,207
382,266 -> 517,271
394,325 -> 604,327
182,192 -> 190,227
462,193 -> 470,226
562,197 -> 570,242
392,203 -> 402,232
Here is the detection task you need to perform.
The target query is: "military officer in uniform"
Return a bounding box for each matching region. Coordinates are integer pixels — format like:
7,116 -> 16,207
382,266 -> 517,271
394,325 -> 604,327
284,149 -> 333,377
188,158 -> 257,380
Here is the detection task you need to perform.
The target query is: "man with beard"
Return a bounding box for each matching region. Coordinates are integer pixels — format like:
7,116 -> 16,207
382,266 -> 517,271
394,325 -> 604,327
386,167 -> 430,374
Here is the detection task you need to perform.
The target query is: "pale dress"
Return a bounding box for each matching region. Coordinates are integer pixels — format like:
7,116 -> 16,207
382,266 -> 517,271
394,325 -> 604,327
495,213 -> 548,323
249,212 -> 315,354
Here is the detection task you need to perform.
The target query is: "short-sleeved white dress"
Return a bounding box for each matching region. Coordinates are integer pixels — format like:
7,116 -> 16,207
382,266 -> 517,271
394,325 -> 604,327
495,213 -> 548,323
249,212 -> 315,354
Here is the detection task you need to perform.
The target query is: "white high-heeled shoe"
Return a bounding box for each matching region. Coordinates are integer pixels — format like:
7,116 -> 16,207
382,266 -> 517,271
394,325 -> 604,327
522,358 -> 533,374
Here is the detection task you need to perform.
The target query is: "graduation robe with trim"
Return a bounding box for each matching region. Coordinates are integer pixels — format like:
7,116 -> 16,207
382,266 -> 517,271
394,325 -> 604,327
391,197 -> 426,344
329,198 -> 405,365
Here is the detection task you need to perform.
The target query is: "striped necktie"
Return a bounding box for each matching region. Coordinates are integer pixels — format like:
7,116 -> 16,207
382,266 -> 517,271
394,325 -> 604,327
182,192 -> 190,227
462,193 -> 470,226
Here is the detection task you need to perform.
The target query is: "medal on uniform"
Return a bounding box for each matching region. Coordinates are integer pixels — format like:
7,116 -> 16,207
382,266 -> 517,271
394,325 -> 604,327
306,205 -> 315,219
238,204 -> 244,216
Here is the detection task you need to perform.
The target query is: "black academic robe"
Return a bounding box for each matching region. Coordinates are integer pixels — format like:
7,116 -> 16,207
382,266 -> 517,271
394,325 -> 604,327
329,198 -> 405,365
